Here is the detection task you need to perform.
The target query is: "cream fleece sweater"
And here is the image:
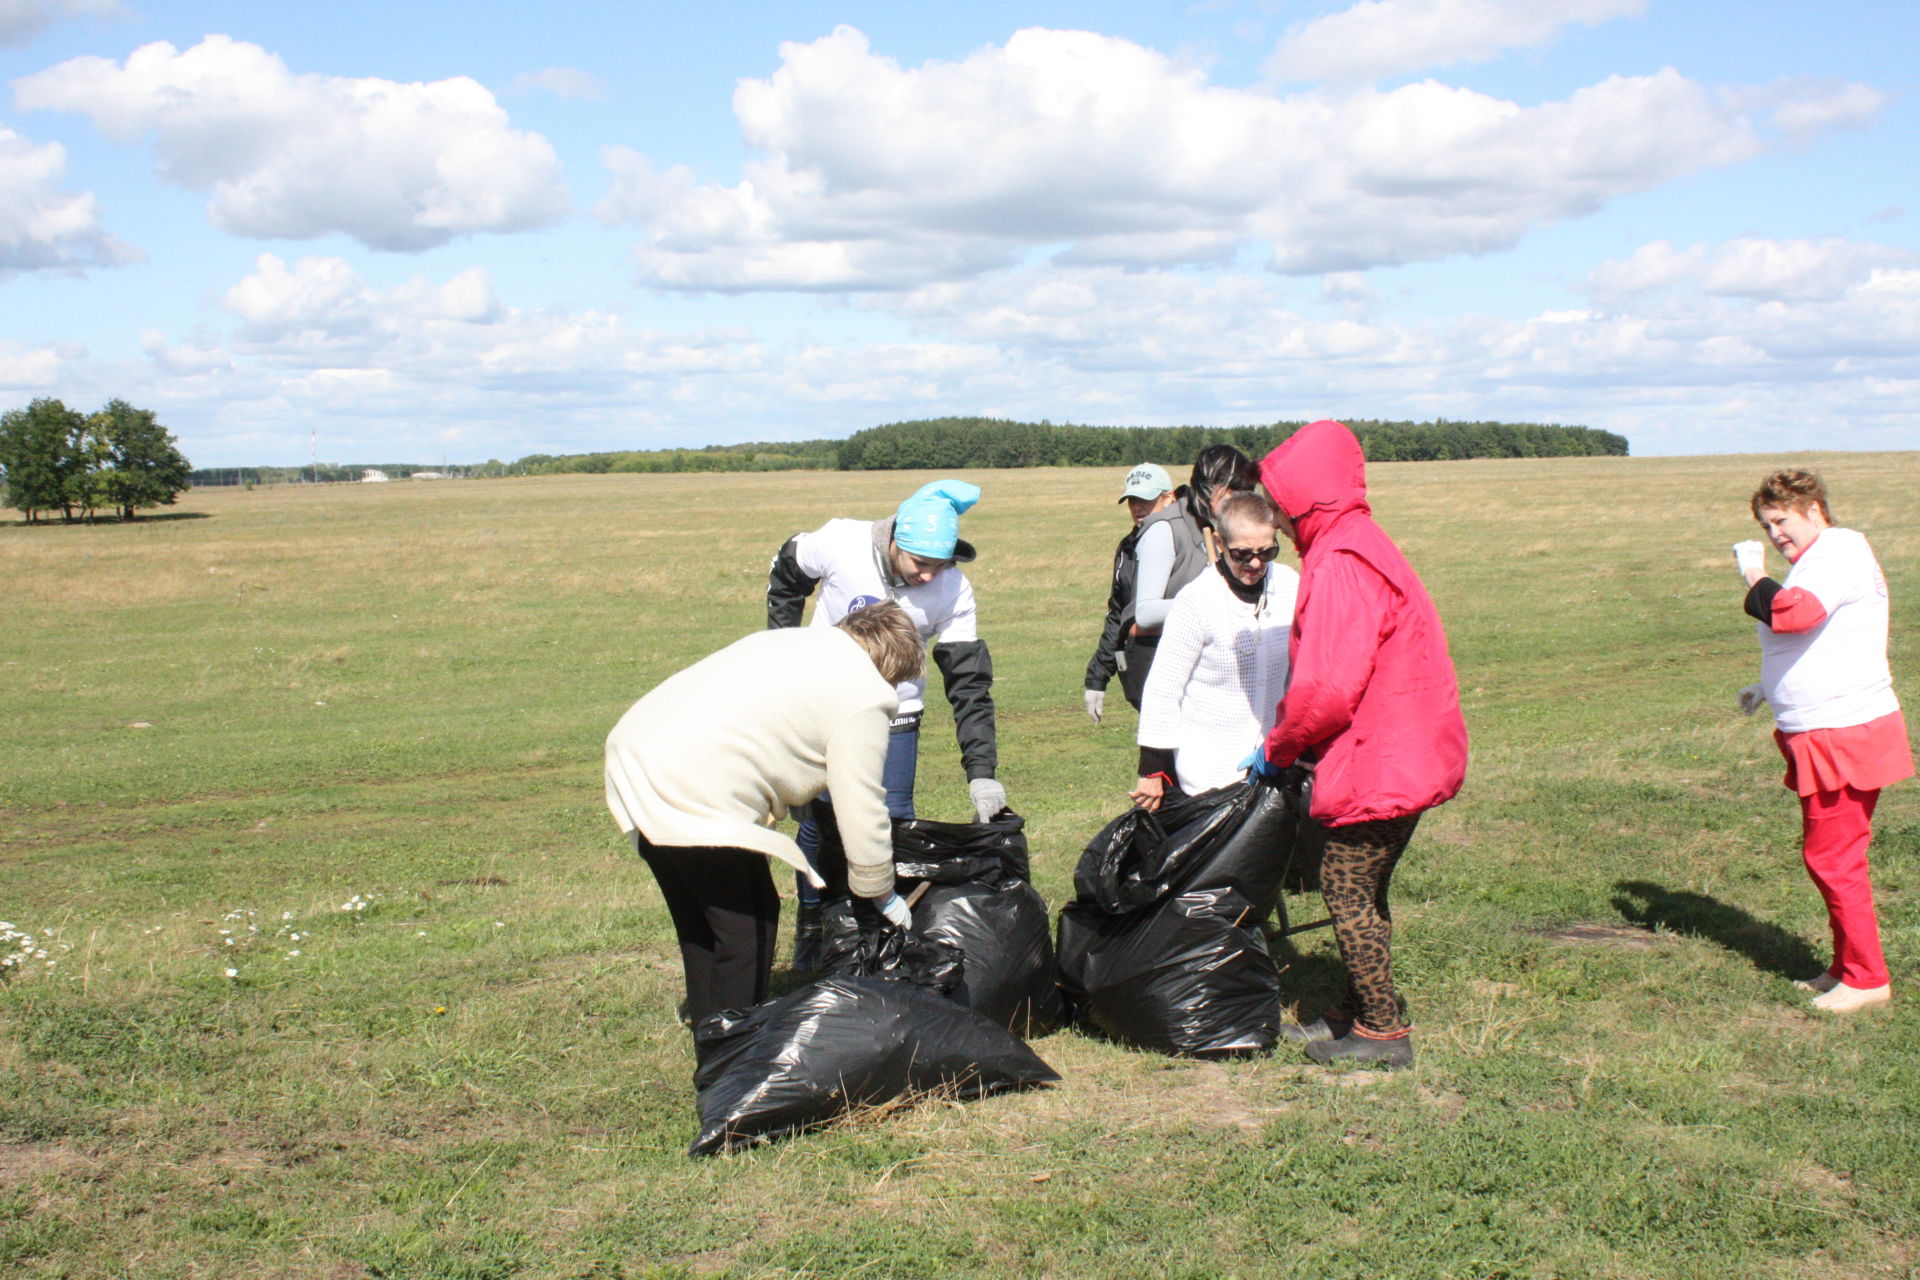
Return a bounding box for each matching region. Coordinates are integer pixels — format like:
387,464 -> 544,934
604,627 -> 899,898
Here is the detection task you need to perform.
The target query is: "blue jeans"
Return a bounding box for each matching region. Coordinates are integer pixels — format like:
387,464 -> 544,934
795,721 -> 919,905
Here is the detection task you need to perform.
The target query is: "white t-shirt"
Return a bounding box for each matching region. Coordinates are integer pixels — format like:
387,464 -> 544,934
1759,526 -> 1900,733
1138,563 -> 1300,795
791,517 -> 978,714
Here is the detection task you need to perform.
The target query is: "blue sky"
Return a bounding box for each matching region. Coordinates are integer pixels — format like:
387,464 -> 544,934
1,0 -> 1915,464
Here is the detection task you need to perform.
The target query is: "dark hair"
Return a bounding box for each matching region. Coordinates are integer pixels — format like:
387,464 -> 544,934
1750,469 -> 1831,524
1182,445 -> 1257,530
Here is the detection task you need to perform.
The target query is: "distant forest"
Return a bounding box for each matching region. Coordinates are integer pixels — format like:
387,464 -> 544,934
190,417 -> 1627,485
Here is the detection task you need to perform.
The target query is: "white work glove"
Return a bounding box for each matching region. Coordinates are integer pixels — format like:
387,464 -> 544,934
1084,689 -> 1104,724
1736,684 -> 1768,716
875,892 -> 912,930
1733,540 -> 1765,581
968,777 -> 1008,822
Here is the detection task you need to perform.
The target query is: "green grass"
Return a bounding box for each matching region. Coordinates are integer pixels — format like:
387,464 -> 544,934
3,457 -> 1918,1279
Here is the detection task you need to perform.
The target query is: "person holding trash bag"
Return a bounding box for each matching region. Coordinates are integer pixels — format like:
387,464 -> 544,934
767,479 -> 1008,968
1733,468 -> 1911,1014
1124,445 -> 1260,709
1130,491 -> 1300,811
1251,420 -> 1468,1069
604,602 -> 924,1027
1083,463 -> 1176,722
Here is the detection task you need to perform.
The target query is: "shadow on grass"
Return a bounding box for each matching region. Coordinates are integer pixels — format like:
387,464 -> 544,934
2,510 -> 212,528
1611,879 -> 1821,980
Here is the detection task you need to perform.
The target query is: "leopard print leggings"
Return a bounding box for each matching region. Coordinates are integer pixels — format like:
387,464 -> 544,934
1319,812 -> 1422,1035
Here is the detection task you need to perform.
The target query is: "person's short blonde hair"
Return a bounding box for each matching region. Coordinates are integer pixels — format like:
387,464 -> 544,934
837,601 -> 924,685
1750,468 -> 1831,524
1215,489 -> 1280,535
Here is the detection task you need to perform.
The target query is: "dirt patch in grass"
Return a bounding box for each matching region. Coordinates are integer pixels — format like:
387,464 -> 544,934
1531,922 -> 1663,949
0,1140 -> 103,1183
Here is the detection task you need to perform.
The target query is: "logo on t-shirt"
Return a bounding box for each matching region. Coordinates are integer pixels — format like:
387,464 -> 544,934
845,594 -> 885,613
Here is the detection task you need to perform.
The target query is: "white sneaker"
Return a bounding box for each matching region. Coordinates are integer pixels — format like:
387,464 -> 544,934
1793,972 -> 1840,994
1809,983 -> 1891,1013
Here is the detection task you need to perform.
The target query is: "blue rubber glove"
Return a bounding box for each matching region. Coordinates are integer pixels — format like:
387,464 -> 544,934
1239,746 -> 1283,781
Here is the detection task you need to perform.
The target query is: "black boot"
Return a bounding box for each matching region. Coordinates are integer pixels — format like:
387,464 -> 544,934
791,900 -> 824,972
1303,1027 -> 1414,1069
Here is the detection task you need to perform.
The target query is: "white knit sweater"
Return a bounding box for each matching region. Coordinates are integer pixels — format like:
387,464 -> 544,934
604,627 -> 899,897
1137,563 -> 1300,795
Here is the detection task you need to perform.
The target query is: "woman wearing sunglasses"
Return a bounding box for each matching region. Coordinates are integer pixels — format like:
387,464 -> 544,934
1130,491 -> 1300,812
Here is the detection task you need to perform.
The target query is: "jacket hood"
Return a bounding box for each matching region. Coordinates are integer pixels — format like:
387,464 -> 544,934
1258,420 -> 1369,550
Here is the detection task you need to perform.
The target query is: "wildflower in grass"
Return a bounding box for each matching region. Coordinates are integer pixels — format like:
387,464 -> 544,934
224,967 -> 238,979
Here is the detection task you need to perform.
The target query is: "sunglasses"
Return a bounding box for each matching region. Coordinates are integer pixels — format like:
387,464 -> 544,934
1224,544 -> 1279,566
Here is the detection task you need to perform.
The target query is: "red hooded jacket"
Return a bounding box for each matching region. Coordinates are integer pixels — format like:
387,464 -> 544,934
1259,421 -> 1468,826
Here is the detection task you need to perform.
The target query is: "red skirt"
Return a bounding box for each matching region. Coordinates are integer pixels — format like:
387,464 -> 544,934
1775,709 -> 1915,797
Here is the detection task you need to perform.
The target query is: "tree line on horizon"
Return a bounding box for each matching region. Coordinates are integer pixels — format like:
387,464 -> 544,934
1,397 -> 192,524
506,417 -> 1628,477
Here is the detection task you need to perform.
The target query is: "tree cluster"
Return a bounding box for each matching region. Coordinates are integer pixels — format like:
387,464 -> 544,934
507,417 -> 1626,479
0,398 -> 193,523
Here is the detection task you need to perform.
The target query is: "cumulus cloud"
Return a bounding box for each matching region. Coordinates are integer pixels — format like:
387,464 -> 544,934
0,122 -> 139,273
509,66 -> 609,101
1265,0 -> 1644,85
0,0 -> 117,48
14,35 -> 569,250
598,26 -> 1870,291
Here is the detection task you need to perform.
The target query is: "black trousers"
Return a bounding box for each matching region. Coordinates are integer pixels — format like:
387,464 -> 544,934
634,833 -> 781,1027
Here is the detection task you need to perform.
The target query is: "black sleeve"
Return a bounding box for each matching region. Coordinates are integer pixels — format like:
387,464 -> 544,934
766,536 -> 819,629
1085,536 -> 1137,690
1137,744 -> 1176,779
1744,577 -> 1781,626
932,639 -> 997,780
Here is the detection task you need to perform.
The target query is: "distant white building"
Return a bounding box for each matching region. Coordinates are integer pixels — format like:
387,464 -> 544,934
410,470 -> 448,481
360,469 -> 390,483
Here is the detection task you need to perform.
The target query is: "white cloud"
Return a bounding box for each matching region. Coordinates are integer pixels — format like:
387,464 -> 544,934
0,121 -> 139,273
509,66 -> 608,101
0,0 -> 116,48
599,26 -> 1863,291
1265,0 -> 1644,85
1586,237 -> 1917,303
14,35 -> 569,251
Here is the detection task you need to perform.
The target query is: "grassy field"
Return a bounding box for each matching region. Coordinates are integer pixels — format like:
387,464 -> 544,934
3,455 -> 1918,1280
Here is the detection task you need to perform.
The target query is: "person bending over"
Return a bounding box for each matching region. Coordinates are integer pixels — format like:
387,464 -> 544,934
766,479 -> 1006,968
604,603 -> 923,1027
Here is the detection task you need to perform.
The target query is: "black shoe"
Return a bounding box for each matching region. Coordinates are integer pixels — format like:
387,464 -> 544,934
791,901 -> 824,972
1303,1028 -> 1414,1069
1279,1017 -> 1341,1044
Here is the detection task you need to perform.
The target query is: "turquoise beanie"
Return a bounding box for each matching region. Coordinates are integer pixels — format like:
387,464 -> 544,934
893,479 -> 981,560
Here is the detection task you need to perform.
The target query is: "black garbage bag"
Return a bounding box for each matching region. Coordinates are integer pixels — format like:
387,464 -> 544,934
1073,774 -> 1311,917
1056,886 -> 1281,1058
1055,773 -> 1317,1059
812,806 -> 1066,1036
818,901 -> 966,994
688,977 -> 1060,1156
893,811 -> 1065,1037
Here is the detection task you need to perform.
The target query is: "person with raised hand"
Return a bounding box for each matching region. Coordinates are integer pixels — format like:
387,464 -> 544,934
767,479 -> 1006,968
1735,468 -> 1911,1014
1084,462 -> 1176,723
605,603 -> 923,1028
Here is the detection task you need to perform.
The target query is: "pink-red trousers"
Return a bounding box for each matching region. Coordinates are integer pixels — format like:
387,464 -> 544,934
1799,785 -> 1889,989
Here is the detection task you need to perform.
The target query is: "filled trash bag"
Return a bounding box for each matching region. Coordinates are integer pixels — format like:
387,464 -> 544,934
818,904 -> 966,993
1056,887 -> 1281,1058
1056,774 -> 1313,1059
1073,775 -> 1309,917
814,806 -> 1066,1036
688,976 -> 1060,1156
